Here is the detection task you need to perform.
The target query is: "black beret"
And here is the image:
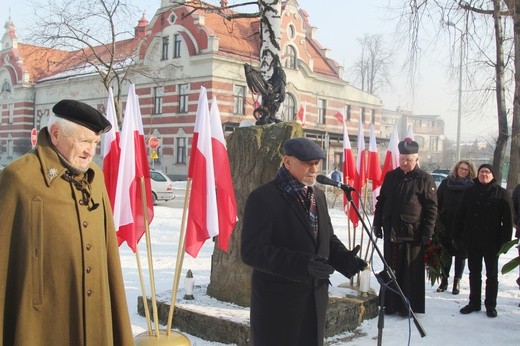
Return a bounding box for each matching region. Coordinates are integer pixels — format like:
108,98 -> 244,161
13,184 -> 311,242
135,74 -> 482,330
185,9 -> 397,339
284,137 -> 326,161
52,99 -> 111,134
478,163 -> 495,177
398,137 -> 419,154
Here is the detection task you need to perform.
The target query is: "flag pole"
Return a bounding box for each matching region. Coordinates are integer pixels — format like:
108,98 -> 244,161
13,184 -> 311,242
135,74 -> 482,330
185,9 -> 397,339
135,250 -> 152,333
166,179 -> 192,336
140,177 -> 160,337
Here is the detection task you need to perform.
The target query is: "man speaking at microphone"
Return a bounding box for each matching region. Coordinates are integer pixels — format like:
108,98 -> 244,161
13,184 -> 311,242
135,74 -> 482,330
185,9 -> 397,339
242,137 -> 367,346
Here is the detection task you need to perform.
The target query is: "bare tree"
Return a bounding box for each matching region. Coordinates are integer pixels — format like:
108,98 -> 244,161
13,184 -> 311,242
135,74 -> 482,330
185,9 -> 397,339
398,0 -> 514,185
26,0 -> 146,123
350,33 -> 393,95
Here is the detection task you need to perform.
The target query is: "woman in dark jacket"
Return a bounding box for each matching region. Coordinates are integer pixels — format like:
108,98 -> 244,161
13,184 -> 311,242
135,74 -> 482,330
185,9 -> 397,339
436,160 -> 476,294
452,164 -> 512,318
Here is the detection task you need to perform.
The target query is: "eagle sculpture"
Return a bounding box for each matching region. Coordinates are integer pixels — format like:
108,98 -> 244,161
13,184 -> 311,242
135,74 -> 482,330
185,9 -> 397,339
244,54 -> 286,125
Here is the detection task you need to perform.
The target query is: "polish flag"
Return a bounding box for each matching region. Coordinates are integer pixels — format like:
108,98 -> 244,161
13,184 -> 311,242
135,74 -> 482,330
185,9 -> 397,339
349,119 -> 366,228
185,87 -> 219,258
253,94 -> 262,109
335,111 -> 344,124
102,87 -> 120,210
368,124 -> 382,209
381,124 -> 400,181
297,101 -> 306,126
406,124 -> 415,140
209,96 -> 237,252
113,84 -> 154,252
341,117 -> 356,216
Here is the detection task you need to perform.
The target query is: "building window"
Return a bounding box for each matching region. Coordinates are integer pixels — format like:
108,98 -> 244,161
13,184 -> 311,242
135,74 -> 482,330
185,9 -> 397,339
161,36 -> 169,60
1,80 -> 11,93
361,107 -> 366,123
287,24 -> 296,39
153,87 -> 164,114
284,45 -> 297,69
7,135 -> 13,158
233,85 -> 246,115
173,34 -> 182,58
178,84 -> 189,113
371,109 -> 376,124
282,93 -> 295,122
176,136 -> 186,164
346,104 -> 351,121
8,103 -> 14,124
318,99 -> 326,124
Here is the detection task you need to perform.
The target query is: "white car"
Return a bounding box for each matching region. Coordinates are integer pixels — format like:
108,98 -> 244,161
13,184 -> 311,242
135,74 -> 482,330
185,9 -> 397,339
430,172 -> 448,188
150,169 -> 175,204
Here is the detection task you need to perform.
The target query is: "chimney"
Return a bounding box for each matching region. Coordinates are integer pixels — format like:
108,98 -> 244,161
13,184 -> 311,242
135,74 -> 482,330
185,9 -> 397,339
220,0 -> 228,7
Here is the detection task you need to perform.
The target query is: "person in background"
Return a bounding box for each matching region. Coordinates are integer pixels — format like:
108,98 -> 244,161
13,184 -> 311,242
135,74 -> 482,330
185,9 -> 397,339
509,183 -> 520,307
436,160 -> 477,295
331,167 -> 342,183
0,100 -> 134,345
453,164 -> 512,318
373,138 -> 438,316
241,137 -> 367,346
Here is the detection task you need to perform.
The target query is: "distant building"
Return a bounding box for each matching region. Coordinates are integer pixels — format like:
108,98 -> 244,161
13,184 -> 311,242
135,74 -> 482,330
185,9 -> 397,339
0,0 -> 382,178
381,108 -> 445,168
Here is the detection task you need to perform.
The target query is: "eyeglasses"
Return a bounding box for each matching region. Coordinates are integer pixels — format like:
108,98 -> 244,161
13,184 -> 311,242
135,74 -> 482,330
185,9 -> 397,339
479,170 -> 492,174
458,167 -> 469,171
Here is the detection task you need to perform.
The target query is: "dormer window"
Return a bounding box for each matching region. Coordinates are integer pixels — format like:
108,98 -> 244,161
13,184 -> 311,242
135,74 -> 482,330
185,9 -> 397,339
1,80 -> 11,93
169,14 -> 177,24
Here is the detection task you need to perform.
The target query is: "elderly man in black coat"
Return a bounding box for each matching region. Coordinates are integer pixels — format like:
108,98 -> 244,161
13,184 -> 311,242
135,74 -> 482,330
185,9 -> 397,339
373,138 -> 438,316
453,164 -> 512,318
241,137 -> 367,346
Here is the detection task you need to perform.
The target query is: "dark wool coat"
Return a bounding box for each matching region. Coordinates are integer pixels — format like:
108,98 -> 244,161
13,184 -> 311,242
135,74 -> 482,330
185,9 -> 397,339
0,130 -> 134,346
453,178 -> 512,252
436,177 -> 474,255
241,180 -> 357,346
373,166 -> 437,314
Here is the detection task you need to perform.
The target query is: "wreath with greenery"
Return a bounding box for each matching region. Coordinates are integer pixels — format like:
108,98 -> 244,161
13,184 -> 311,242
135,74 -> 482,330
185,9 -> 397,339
424,219 -> 451,286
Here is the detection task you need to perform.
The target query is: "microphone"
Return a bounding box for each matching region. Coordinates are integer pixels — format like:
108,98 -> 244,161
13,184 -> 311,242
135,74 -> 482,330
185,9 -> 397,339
316,175 -> 354,192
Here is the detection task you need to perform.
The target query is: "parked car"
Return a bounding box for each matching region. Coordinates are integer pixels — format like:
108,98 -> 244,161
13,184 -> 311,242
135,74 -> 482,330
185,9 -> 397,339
430,172 -> 448,188
150,169 -> 175,204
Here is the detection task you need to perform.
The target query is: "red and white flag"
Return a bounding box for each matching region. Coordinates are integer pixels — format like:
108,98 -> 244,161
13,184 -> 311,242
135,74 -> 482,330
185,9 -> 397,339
209,96 -> 237,252
381,124 -> 400,181
185,87 -> 219,258
368,124 -> 382,209
349,119 -> 366,228
341,116 -> 356,216
253,94 -> 262,109
113,84 -> 154,252
406,124 -> 415,140
102,87 -> 120,210
296,101 -> 306,126
335,111 -> 344,124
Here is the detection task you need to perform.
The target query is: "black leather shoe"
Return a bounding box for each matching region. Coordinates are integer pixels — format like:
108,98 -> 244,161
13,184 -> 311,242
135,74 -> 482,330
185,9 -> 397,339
460,304 -> 481,314
436,278 -> 448,292
486,308 -> 497,318
452,279 -> 460,295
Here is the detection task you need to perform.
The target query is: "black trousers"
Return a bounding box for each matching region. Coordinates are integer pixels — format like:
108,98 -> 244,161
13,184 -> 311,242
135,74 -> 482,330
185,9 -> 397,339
467,248 -> 499,309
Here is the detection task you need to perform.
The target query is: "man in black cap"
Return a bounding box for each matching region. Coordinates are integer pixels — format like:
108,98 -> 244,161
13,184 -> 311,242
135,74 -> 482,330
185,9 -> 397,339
0,100 -> 134,344
453,164 -> 512,317
373,137 -> 438,316
241,137 -> 367,346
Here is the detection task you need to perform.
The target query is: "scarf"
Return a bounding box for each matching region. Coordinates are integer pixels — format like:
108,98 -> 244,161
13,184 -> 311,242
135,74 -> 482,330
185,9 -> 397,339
276,165 -> 318,239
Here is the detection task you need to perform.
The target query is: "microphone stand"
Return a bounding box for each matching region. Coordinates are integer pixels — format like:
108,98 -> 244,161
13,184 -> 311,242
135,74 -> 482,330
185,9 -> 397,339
342,187 -> 426,345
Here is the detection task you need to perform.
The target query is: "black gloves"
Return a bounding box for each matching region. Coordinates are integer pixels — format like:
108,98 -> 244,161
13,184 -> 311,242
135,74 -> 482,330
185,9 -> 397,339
373,226 -> 383,239
421,235 -> 431,246
308,255 -> 335,280
344,245 -> 368,278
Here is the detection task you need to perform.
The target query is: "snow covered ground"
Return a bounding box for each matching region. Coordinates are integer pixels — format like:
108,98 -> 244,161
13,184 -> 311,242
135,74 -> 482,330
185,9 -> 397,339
120,198 -> 520,345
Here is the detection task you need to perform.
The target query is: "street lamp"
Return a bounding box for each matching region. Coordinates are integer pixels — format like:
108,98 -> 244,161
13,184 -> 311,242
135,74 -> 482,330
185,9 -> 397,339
446,21 -> 464,161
